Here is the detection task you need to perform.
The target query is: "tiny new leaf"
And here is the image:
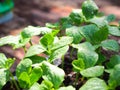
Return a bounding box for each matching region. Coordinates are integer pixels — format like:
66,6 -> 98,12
40,33 -> 54,48
72,59 -> 85,72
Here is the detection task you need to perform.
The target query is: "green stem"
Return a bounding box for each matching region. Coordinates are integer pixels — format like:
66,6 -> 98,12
9,77 -> 14,90
9,72 -> 20,90
29,40 -> 33,46
61,55 -> 64,69
70,48 -> 74,59
75,72 -> 79,86
81,77 -> 85,82
23,46 -> 27,53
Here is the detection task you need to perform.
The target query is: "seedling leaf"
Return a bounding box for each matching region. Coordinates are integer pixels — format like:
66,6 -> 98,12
42,61 -> 65,89
106,55 -> 120,69
25,44 -> 46,57
101,40 -> 120,52
80,78 -> 108,90
80,66 -> 104,77
82,0 -> 98,19
66,26 -> 83,44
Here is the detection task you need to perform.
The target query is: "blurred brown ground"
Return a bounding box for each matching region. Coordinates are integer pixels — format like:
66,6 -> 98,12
0,0 -> 120,71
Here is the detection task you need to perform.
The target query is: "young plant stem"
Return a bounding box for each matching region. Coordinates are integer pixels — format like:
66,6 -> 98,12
61,55 -> 65,69
9,78 -> 14,90
29,40 -> 33,46
81,77 -> 85,82
70,48 -> 74,59
9,72 -> 20,90
75,72 -> 79,86
23,46 -> 27,53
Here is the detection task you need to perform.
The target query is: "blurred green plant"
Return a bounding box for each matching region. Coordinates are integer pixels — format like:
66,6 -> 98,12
0,0 -> 120,90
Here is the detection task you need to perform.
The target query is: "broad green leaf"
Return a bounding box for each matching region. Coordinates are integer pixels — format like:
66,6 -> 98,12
0,35 -> 20,47
72,42 -> 95,51
29,66 -> 43,85
0,35 -> 30,49
21,26 -> 52,38
106,55 -> 120,69
88,16 -> 108,27
108,64 -> 120,89
40,33 -> 54,49
39,80 -> 53,90
25,44 -> 46,57
77,47 -> 98,68
105,69 -> 113,74
14,37 -> 30,49
101,40 -> 120,52
18,72 -> 31,88
16,59 -> 32,77
69,9 -> 84,25
29,55 -> 46,64
92,26 -> 109,44
105,14 -> 116,23
29,82 -> 40,90
108,26 -> 120,36
80,66 -> 104,77
0,69 -> 9,90
82,0 -> 98,19
58,86 -> 75,90
73,42 -> 98,68
66,26 -> 83,44
51,36 -> 73,50
80,24 -> 99,44
72,59 -> 85,72
49,45 -> 69,62
80,78 -> 108,90
89,15 -> 116,27
42,61 -> 65,89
